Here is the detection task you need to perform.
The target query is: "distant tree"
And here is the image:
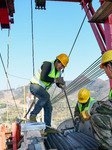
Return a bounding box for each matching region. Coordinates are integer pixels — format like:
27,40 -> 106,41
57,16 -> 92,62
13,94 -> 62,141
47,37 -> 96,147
0,104 -> 6,108
0,91 -> 4,99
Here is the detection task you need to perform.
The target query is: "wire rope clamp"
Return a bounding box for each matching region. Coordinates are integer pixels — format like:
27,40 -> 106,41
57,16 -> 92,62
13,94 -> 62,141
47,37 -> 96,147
35,0 -> 46,10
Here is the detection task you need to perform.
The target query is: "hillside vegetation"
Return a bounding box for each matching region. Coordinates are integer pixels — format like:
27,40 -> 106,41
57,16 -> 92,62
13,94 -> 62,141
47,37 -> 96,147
0,78 -> 110,128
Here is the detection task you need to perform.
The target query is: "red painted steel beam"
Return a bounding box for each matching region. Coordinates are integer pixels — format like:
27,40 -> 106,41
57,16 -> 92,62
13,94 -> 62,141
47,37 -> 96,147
83,4 -> 106,53
99,0 -> 105,5
12,122 -> 17,150
104,14 -> 112,89
98,0 -> 112,89
104,15 -> 112,51
0,132 -> 6,150
83,0 -> 112,89
89,4 -> 105,44
0,0 -> 15,29
47,0 -> 81,2
12,122 -> 21,150
0,0 -> 10,29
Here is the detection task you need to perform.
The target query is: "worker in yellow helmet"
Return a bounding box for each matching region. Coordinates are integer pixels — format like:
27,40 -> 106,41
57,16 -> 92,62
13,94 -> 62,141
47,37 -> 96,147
74,89 -> 96,124
29,54 -> 69,127
89,50 -> 112,150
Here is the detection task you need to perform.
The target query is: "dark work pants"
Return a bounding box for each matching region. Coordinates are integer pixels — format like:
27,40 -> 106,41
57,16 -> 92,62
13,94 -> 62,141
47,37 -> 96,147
30,83 -> 52,126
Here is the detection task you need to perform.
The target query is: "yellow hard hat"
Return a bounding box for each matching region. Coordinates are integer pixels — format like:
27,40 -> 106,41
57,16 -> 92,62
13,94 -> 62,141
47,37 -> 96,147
57,54 -> 69,67
100,50 -> 112,68
78,89 -> 90,103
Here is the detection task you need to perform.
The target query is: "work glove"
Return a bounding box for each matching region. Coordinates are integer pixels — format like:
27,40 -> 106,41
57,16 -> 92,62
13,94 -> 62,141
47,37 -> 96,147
56,83 -> 66,89
79,110 -> 90,123
54,77 -> 65,85
85,110 -> 90,118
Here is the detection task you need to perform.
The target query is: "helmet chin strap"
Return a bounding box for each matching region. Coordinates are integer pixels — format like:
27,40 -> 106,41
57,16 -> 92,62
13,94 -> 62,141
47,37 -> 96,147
109,61 -> 112,71
62,68 -> 64,73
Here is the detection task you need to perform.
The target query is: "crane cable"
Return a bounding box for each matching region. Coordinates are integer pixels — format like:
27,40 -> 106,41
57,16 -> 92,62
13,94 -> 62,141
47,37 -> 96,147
31,0 -> 35,75
19,0 -> 36,124
7,30 -> 10,69
0,53 -> 21,119
7,29 -> 10,122
28,0 -> 37,117
8,74 -> 30,80
68,1 -> 92,58
1,0 -> 35,124
51,1 -> 93,101
0,30 -> 22,120
51,1 -> 93,100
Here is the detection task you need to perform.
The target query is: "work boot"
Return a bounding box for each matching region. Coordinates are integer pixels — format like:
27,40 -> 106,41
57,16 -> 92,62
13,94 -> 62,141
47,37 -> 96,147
30,114 -> 37,122
44,126 -> 63,135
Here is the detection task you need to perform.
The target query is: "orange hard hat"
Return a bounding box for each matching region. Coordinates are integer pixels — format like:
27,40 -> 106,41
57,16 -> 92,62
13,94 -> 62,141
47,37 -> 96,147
57,54 -> 69,67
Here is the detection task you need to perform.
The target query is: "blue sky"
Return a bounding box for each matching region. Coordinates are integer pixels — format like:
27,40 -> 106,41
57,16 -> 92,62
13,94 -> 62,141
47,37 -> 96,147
0,0 -> 108,90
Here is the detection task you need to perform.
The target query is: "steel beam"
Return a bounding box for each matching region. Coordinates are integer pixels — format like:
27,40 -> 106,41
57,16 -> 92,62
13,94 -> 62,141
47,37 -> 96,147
104,14 -> 112,89
83,4 -> 106,53
89,5 -> 105,44
0,0 -> 10,29
47,0 -> 81,2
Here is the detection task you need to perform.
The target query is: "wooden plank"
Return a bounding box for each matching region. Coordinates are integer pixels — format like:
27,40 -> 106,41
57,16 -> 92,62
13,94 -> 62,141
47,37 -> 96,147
89,1 -> 112,23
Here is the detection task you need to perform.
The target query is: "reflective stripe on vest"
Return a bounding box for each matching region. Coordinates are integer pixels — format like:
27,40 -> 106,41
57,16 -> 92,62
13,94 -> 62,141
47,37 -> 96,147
109,89 -> 112,99
78,97 -> 96,113
31,61 -> 61,90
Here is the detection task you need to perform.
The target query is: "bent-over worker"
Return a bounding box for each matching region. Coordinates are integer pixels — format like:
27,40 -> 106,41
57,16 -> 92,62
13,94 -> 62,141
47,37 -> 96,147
74,89 -> 96,123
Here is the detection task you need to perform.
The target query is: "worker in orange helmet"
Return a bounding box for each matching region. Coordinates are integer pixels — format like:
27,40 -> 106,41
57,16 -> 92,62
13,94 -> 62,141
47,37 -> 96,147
90,50 -> 112,150
74,89 -> 96,124
30,54 -> 69,127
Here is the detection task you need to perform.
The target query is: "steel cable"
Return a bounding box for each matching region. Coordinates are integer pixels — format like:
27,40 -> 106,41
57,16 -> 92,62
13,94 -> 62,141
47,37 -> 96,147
8,74 -> 30,80
0,53 -> 21,118
31,0 -> 35,75
13,0 -> 36,124
66,70 -> 104,95
68,1 -> 93,58
51,56 -> 105,104
19,0 -> 36,124
51,1 -> 93,101
66,56 -> 102,89
52,69 -> 104,104
52,70 -> 104,104
65,66 -> 101,91
53,57 -> 102,93
66,67 -> 103,92
51,64 -> 100,102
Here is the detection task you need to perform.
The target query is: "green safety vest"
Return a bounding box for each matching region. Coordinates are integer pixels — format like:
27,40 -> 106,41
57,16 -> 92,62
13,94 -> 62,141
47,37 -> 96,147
109,89 -> 112,99
78,97 -> 96,113
31,61 -> 61,91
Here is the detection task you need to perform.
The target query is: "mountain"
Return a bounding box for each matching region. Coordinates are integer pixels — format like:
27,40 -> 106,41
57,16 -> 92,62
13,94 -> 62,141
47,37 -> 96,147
49,78 -> 110,103
0,78 -> 110,103
0,91 -> 4,99
84,78 -> 109,101
0,78 -> 110,127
